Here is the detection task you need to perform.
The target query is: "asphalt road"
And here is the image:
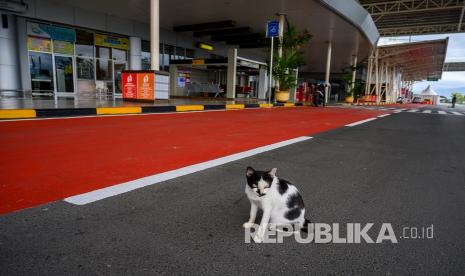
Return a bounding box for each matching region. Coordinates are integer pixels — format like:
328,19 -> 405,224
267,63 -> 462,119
1,111 -> 464,275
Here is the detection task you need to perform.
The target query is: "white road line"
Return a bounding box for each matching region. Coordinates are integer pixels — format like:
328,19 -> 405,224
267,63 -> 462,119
345,117 -> 377,127
64,136 -> 313,205
407,109 -> 419,113
451,111 -> 464,116
437,111 -> 447,115
423,110 -> 432,114
377,114 -> 391,118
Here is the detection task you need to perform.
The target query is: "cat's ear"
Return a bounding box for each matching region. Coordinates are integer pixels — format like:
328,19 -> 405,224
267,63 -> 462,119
269,168 -> 277,177
246,167 -> 255,177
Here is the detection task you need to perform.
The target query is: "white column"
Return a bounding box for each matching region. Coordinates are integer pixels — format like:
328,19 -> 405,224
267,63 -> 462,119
324,41 -> 332,104
129,37 -> 142,70
150,0 -> 160,70
351,55 -> 358,90
257,66 -> 268,100
226,48 -> 237,99
0,12 -> 20,93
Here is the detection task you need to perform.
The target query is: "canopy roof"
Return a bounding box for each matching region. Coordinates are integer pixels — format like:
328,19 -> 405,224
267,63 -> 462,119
360,0 -> 465,36
42,0 -> 379,74
377,38 -> 448,81
420,85 -> 438,95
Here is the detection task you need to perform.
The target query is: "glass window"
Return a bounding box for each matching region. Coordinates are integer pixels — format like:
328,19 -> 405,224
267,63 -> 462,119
141,40 -> 151,52
96,46 -> 111,59
175,47 -> 185,60
96,59 -> 113,81
76,29 -> 94,57
141,52 -> 151,70
29,51 -> 53,92
27,36 -> 51,52
76,57 -> 94,80
186,49 -> 195,59
112,48 -> 127,61
29,52 -> 53,80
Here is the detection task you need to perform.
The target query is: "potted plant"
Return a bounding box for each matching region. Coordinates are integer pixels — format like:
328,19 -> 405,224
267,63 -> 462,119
272,17 -> 311,102
340,73 -> 354,103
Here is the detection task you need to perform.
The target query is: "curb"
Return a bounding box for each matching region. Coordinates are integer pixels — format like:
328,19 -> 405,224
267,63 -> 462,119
0,102 -> 303,120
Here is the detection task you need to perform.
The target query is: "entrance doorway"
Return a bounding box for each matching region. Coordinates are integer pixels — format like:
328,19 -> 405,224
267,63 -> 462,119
54,55 -> 74,94
114,62 -> 127,97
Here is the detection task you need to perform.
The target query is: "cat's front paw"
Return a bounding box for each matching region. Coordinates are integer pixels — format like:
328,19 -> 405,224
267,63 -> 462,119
243,222 -> 255,229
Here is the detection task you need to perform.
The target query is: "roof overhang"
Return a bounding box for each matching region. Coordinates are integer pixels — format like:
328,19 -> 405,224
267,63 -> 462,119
49,0 -> 379,74
360,0 -> 465,37
378,38 -> 449,81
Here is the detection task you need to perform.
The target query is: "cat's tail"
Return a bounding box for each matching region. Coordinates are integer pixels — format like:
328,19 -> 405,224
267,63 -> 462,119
300,218 -> 312,233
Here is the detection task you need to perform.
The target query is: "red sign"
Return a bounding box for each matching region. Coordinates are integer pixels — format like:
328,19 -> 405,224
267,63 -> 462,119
122,73 -> 137,99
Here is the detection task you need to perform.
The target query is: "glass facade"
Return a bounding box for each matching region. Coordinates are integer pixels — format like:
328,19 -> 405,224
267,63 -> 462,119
27,21 -> 128,97
141,40 -> 195,71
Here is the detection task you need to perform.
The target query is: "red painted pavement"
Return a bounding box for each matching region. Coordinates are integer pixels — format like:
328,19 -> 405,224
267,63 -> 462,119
0,107 -> 388,214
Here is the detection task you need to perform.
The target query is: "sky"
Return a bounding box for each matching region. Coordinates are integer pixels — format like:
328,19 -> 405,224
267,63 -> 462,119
378,33 -> 465,98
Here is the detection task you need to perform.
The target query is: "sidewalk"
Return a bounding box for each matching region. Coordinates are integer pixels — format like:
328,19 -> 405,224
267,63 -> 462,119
0,96 -> 268,110
0,96 -> 299,119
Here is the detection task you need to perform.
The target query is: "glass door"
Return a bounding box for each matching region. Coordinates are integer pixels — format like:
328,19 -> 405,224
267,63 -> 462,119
114,62 -> 127,96
54,56 -> 74,93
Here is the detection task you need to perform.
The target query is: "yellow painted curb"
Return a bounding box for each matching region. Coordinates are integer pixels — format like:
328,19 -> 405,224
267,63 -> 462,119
259,104 -> 273,108
283,103 -> 295,107
96,107 -> 142,115
0,109 -> 36,119
176,105 -> 204,112
226,104 -> 245,109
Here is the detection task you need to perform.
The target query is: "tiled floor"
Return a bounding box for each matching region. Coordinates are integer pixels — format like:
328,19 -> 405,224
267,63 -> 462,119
0,96 -> 270,109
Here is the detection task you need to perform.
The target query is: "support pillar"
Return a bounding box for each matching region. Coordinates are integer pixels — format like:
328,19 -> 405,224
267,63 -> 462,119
351,55 -> 358,90
150,0 -> 160,70
169,64 -> 177,96
226,48 -> 237,99
324,41 -> 332,104
0,12 -> 20,94
257,66 -> 268,100
129,37 -> 142,70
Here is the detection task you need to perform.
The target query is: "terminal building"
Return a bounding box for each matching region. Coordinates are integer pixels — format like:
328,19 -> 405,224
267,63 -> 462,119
0,0 -> 456,105
0,0 -> 378,101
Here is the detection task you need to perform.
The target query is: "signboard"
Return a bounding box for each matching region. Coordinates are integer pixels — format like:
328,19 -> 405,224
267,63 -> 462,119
137,72 -> 154,100
266,20 -> 279,38
94,34 -> 129,50
427,77 -> 439,81
155,74 -> 170,100
192,59 -> 205,65
122,73 -> 137,99
53,40 -> 74,55
27,22 -> 76,42
239,60 -> 260,69
27,37 -> 52,52
122,71 -> 169,101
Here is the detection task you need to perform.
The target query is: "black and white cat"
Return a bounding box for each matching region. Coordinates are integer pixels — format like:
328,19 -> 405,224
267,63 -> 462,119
244,167 -> 311,243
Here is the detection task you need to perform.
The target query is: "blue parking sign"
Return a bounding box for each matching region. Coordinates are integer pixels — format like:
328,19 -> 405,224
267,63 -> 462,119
266,20 -> 279,38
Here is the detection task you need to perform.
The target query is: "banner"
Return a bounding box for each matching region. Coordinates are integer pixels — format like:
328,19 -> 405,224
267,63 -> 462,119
27,37 -> 52,52
27,22 -> 76,42
137,73 -> 154,100
122,73 -> 138,99
94,34 -> 129,50
53,40 -> 74,55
